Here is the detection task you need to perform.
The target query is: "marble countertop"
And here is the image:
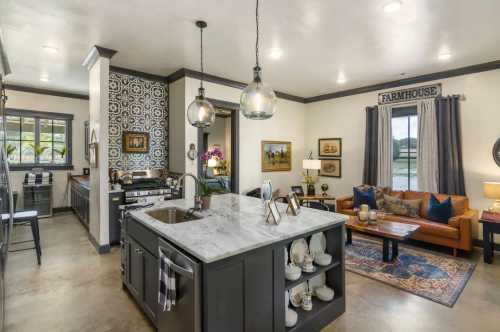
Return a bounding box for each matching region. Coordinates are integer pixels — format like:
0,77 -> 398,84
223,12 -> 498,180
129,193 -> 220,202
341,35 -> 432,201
128,193 -> 347,263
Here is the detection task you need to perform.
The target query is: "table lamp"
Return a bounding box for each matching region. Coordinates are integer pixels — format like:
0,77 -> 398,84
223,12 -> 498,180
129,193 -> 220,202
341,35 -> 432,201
302,159 -> 321,196
483,182 -> 500,213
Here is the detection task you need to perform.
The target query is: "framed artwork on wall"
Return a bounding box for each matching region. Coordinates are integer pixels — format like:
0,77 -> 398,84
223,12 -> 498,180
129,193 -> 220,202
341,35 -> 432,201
318,138 -> 342,158
123,131 -> 150,154
319,159 -> 341,178
261,141 -> 292,172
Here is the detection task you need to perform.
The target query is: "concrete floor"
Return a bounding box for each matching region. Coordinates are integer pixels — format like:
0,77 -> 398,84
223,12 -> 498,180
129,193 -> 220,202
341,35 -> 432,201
5,213 -> 500,332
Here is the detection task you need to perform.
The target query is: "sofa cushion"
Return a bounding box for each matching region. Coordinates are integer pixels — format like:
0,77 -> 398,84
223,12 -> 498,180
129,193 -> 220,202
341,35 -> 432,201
427,194 -> 452,224
353,187 -> 377,209
383,215 -> 460,240
432,193 -> 467,217
383,194 -> 421,218
403,191 -> 429,218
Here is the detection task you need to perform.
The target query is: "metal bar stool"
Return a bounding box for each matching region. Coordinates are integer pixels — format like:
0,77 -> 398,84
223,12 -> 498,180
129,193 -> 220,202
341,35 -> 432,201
2,210 -> 41,265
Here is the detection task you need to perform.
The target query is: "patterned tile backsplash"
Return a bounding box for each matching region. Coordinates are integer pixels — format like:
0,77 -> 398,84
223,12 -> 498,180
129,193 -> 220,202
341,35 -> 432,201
108,71 -> 169,171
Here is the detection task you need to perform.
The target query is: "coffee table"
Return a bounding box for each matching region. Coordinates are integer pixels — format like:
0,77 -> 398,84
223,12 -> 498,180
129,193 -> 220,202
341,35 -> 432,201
346,216 -> 420,262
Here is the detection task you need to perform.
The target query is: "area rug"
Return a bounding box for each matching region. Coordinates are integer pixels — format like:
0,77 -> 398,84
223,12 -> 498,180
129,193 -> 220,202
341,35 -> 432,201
345,236 -> 475,307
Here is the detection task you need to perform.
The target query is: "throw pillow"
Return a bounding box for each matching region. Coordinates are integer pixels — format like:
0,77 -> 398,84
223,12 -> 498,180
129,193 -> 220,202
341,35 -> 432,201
427,194 -> 452,224
353,187 -> 377,209
383,194 -> 422,218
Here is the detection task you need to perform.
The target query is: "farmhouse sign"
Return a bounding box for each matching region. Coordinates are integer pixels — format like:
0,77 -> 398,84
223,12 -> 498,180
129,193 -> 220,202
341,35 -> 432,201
378,84 -> 441,105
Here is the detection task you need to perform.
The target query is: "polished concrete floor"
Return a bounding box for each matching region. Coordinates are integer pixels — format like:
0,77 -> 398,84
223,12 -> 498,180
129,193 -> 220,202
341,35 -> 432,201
5,213 -> 500,332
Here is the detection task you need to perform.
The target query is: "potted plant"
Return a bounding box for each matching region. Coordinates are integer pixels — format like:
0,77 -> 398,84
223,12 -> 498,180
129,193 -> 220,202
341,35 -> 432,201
29,143 -> 49,160
199,179 -> 226,210
6,144 -> 16,158
54,146 -> 67,161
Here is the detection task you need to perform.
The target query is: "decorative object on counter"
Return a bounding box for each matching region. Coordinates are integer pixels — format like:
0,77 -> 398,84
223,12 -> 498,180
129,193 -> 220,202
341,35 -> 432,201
302,154 -> 321,195
285,263 -> 301,281
289,282 -> 307,308
310,232 -> 332,267
318,138 -> 342,158
315,253 -> 332,267
187,20 -> 215,128
319,159 -> 341,178
89,129 -> 98,168
302,253 -> 316,273
261,141 -> 291,172
265,199 -> 281,225
285,291 -> 298,328
122,131 -> 149,153
290,238 -> 309,267
301,289 -> 313,311
493,137 -> 500,167
199,178 -> 224,210
286,192 -> 301,216
240,0 -> 277,120
483,181 -> 500,213
316,285 -> 335,302
358,204 -> 369,225
291,185 -> 304,196
321,183 -> 329,196
83,167 -> 90,175
187,143 -> 197,161
369,209 -> 378,225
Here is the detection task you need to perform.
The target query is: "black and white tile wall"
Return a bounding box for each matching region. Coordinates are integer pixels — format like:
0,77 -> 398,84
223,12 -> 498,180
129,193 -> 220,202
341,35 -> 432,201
108,71 -> 168,170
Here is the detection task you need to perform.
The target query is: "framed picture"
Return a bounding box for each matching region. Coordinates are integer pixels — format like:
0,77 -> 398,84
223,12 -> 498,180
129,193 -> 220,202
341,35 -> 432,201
261,141 -> 292,172
287,192 -> 301,216
123,131 -> 150,154
291,185 -> 304,197
266,199 -> 282,225
319,159 -> 341,178
318,138 -> 342,158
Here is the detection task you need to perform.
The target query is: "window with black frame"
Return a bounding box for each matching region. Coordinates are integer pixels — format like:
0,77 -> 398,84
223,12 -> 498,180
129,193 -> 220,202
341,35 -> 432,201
3,109 -> 73,170
391,106 -> 418,191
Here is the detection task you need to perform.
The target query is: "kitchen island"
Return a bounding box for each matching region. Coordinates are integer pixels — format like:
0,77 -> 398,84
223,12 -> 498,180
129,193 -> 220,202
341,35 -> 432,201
122,193 -> 347,332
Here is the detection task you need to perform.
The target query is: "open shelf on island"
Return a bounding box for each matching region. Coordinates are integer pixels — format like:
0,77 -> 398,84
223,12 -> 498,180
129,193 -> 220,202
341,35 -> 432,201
285,261 -> 340,290
286,296 -> 343,332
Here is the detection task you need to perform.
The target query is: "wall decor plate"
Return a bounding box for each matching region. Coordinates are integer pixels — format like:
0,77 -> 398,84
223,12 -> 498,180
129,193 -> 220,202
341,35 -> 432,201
290,238 -> 309,266
284,247 -> 289,267
309,232 -> 326,257
289,282 -> 307,308
308,272 -> 326,295
285,290 -> 290,308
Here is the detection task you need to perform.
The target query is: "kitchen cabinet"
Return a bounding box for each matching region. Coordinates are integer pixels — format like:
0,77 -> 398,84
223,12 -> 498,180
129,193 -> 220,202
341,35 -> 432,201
71,178 -> 89,228
109,191 -> 123,245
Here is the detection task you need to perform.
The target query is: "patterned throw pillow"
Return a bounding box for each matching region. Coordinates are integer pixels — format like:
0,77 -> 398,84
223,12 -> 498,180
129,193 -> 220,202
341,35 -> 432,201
383,194 -> 422,218
355,185 -> 391,209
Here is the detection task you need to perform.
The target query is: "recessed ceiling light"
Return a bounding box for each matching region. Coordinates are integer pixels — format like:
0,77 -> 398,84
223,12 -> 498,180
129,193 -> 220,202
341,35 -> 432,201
42,45 -> 59,54
40,76 -> 50,82
438,52 -> 452,61
383,1 -> 402,13
269,48 -> 283,60
337,73 -> 347,84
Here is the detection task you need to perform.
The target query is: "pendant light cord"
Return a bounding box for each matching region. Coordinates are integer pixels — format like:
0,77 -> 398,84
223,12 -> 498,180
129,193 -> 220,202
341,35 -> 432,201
255,0 -> 260,68
200,26 -> 204,89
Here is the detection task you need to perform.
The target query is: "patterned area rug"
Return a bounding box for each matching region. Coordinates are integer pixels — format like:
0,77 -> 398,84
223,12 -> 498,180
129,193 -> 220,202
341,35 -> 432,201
346,236 -> 475,307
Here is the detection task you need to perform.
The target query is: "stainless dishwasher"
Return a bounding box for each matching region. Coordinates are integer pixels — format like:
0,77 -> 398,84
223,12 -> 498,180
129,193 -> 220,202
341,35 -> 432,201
158,238 -> 201,332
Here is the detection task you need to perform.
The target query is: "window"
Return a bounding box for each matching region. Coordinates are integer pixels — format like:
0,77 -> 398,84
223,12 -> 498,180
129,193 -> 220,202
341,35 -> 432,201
392,106 -> 417,190
4,109 -> 73,170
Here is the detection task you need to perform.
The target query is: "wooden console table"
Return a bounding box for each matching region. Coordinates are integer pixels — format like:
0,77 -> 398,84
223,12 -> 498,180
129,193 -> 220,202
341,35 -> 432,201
479,217 -> 500,264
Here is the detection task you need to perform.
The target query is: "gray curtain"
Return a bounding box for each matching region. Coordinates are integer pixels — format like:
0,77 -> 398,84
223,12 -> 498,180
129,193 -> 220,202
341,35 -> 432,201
363,106 -> 378,186
377,105 -> 393,187
436,95 -> 466,195
417,99 -> 439,192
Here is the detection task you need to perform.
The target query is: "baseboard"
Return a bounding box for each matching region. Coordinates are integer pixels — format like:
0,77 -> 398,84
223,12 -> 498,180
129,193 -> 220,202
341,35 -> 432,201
53,206 -> 73,214
88,233 -> 111,255
473,239 -> 500,251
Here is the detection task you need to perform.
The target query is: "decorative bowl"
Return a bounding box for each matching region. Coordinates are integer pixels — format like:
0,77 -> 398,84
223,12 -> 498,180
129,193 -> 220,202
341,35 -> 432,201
285,264 -> 302,281
316,286 -> 335,302
314,253 -> 332,266
285,308 -> 298,327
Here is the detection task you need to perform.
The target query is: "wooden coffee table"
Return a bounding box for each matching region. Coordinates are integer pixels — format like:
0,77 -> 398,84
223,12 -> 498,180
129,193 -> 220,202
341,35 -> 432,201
346,216 -> 420,262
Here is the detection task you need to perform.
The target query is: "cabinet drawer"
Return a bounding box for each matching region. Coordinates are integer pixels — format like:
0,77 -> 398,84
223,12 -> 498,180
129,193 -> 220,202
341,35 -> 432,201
126,217 -> 158,257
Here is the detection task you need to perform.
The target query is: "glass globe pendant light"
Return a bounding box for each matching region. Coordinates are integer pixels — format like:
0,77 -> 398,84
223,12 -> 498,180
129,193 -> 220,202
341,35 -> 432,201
187,21 -> 215,128
240,0 -> 277,120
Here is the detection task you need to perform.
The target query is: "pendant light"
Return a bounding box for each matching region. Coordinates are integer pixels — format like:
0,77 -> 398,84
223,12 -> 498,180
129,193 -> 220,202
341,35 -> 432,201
187,21 -> 215,128
240,0 -> 277,120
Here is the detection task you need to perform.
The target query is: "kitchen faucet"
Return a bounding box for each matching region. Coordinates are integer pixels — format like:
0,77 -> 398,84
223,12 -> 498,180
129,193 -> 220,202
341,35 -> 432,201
177,173 -> 202,211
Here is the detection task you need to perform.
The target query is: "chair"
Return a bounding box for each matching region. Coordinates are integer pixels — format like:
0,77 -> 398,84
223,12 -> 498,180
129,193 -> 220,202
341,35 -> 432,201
2,210 -> 42,265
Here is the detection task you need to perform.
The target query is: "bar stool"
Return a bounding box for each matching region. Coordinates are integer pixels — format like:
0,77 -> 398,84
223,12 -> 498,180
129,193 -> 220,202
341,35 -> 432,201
2,211 -> 42,265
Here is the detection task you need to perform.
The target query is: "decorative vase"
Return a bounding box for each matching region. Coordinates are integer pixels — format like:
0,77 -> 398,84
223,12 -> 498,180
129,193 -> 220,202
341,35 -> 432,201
307,183 -> 315,196
201,196 -> 211,210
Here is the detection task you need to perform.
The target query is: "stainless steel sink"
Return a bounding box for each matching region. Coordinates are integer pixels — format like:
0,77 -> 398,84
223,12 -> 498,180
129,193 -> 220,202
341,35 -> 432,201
146,207 -> 202,224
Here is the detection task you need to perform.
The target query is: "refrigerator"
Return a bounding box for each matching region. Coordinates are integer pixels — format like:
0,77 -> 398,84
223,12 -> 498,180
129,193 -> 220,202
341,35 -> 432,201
0,31 -> 14,332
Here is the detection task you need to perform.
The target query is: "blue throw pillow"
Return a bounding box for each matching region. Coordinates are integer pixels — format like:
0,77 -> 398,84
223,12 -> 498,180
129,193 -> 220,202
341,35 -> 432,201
353,187 -> 377,209
427,194 -> 452,224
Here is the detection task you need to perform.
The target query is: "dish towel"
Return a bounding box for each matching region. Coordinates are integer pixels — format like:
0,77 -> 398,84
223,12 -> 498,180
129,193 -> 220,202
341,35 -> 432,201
158,249 -> 176,312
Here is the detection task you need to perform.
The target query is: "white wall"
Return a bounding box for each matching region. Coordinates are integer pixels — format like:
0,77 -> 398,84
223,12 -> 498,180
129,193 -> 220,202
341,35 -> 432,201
5,89 -> 89,209
170,77 -> 308,198
168,78 -> 186,174
305,69 -> 500,239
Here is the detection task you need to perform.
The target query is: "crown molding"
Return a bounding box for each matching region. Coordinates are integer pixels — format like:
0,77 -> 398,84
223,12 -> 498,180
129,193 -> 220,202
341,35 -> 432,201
110,65 -> 167,82
82,45 -> 117,71
4,84 -> 89,100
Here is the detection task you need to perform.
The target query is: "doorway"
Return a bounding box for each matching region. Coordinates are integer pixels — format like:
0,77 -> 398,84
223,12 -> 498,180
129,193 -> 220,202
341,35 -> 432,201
197,99 -> 239,193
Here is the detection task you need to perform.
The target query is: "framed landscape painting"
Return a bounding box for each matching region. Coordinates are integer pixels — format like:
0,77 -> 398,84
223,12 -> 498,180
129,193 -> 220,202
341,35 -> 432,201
318,138 -> 342,158
123,131 -> 150,154
319,159 -> 341,178
261,141 -> 292,172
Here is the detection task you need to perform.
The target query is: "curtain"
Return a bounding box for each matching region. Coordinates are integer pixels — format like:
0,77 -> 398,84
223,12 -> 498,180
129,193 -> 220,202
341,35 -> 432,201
417,99 -> 439,192
363,106 -> 378,186
435,96 -> 466,195
377,105 -> 393,187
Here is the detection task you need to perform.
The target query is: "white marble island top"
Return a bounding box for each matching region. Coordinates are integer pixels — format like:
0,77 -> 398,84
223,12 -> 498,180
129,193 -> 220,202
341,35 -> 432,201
128,193 -> 347,263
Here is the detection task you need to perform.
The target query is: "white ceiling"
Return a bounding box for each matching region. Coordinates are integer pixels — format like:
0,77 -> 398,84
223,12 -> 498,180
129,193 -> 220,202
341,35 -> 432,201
1,0 -> 500,98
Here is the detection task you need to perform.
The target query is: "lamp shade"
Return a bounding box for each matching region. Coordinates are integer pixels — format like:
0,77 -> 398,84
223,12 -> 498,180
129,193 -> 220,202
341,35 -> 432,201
483,182 -> 500,199
303,159 -> 321,170
207,158 -> 217,168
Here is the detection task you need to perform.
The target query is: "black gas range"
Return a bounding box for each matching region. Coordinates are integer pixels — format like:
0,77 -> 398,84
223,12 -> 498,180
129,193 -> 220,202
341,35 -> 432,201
117,170 -> 182,204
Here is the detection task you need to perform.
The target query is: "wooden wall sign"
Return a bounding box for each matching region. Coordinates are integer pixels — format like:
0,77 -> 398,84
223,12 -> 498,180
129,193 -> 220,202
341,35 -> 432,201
378,84 -> 441,105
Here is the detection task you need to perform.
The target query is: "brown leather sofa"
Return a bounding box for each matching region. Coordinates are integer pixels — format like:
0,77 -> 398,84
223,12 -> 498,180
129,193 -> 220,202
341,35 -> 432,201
337,190 -> 477,255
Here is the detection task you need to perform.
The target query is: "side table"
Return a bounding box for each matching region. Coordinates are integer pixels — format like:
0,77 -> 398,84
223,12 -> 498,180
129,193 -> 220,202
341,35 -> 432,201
479,218 -> 500,264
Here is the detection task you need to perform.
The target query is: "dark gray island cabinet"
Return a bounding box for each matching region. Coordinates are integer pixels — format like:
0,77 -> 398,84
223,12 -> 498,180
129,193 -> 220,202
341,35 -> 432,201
121,194 -> 347,332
